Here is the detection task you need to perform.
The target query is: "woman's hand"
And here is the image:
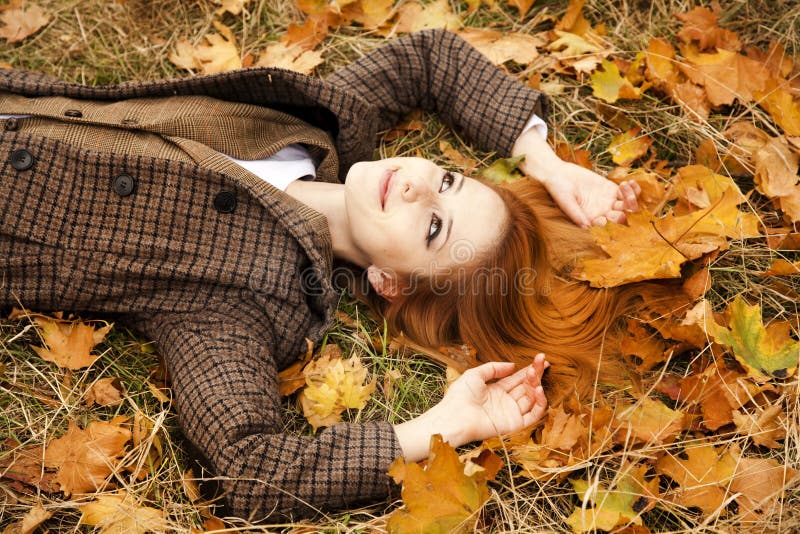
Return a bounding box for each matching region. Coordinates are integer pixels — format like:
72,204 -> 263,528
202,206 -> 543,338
539,163 -> 641,228
511,128 -> 641,228
393,354 -> 549,462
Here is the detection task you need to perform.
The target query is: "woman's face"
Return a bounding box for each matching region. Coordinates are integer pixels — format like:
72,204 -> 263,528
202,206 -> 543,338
344,157 -> 508,277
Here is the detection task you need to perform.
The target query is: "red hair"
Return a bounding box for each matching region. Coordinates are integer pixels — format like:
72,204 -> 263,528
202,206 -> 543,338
357,178 -> 670,400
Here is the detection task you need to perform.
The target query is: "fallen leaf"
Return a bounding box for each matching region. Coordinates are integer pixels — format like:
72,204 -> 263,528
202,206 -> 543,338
732,405 -> 787,448
755,78 -> 800,136
79,491 -> 168,534
298,350 -> 376,431
213,0 -> 249,16
387,434 -> 501,533
85,377 -> 124,407
506,0 -> 535,17
254,42 -> 323,74
555,141 -> 593,170
754,136 -> 800,198
707,295 -> 800,380
2,502 -> 51,534
0,442 -> 58,493
729,452 -> 799,520
760,258 -> 800,276
656,444 -> 737,517
555,0 -> 591,36
644,37 -> 679,88
679,44 -> 768,107
439,140 -> 478,174
590,60 -> 650,103
278,359 -> 306,396
44,418 -> 131,497
169,22 -> 242,75
345,0 -> 395,30
547,30 -> 602,57
676,5 -> 740,52
566,464 -> 659,533
395,0 -> 461,34
32,316 -> 112,370
479,155 -> 525,184
612,398 -> 686,446
0,4 -> 50,43
607,127 -> 653,165
456,28 -> 542,66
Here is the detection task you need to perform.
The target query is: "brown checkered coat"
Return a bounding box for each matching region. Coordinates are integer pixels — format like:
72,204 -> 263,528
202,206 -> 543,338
0,30 -> 546,521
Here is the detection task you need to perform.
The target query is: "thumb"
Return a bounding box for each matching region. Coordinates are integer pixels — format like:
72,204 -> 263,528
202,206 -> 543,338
555,195 -> 591,229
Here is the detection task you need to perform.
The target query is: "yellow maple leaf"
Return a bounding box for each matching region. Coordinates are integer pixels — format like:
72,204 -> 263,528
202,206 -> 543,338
298,350 -> 376,431
579,166 -> 759,287
644,38 -> 679,88
707,295 -> 800,380
756,78 -> 800,136
607,127 -> 653,165
612,398 -> 686,446
79,491 -> 168,534
547,30 -> 602,57
169,22 -> 241,75
254,42 -> 323,74
387,435 -> 502,533
44,418 -> 132,497
456,28 -> 543,66
32,316 -> 112,370
656,444 -> 737,517
395,0 -> 461,34
590,60 -> 650,104
0,4 -> 50,43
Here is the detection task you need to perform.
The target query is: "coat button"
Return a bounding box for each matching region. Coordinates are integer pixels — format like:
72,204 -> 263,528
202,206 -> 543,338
10,149 -> 33,170
112,174 -> 135,197
64,109 -> 83,118
4,117 -> 18,131
213,191 -> 236,213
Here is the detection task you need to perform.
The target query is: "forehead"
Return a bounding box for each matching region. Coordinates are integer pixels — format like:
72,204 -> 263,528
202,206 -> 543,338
433,176 -> 507,268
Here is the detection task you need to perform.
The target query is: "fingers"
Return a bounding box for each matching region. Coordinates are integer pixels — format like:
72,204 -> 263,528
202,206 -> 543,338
558,197 -> 591,229
470,361 -> 516,383
520,385 -> 548,427
496,353 -> 548,391
616,180 -> 640,211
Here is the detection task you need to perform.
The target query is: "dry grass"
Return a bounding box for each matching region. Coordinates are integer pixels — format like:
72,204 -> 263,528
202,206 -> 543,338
1,0 -> 799,532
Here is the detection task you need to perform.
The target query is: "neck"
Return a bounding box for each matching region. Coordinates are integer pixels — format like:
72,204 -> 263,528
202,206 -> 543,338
284,180 -> 370,268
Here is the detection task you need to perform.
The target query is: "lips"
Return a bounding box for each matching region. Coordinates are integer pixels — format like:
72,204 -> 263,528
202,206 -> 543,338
380,169 -> 394,210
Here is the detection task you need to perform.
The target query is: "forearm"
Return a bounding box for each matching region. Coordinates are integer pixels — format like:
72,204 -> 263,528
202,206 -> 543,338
511,127 -> 564,185
393,403 -> 469,462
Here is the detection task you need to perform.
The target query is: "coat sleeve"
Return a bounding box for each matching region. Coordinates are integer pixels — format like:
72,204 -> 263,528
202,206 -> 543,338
136,308 -> 402,521
325,28 -> 548,157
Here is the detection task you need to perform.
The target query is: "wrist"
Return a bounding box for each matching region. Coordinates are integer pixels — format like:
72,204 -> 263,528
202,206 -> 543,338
511,129 -> 563,185
393,401 -> 469,462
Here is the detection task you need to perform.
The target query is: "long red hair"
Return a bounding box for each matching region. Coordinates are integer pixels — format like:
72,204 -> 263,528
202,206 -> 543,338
357,178 -> 668,400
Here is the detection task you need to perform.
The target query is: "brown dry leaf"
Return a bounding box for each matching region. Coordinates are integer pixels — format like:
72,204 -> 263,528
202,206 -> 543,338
732,405 -> 787,448
2,502 -> 51,534
555,0 -> 591,36
645,38 -> 679,88
754,136 -> 800,198
254,42 -> 323,74
590,60 -> 650,104
85,377 -> 124,407
555,141 -> 593,170
607,127 -> 653,166
612,398 -> 686,446
281,18 -> 330,51
170,22 -> 241,75
675,5 -> 741,52
620,319 -> 669,372
760,258 -> 800,276
213,0 -> 249,16
298,350 -> 376,431
44,418 -> 131,497
756,78 -> 800,137
387,434 -> 501,533
395,0 -> 461,34
729,452 -> 799,521
0,4 -> 50,43
278,359 -> 306,396
455,28 -> 542,66
579,166 -> 759,287
656,444 -> 737,517
33,316 -> 112,370
679,44 -> 768,107
439,140 -> 478,175
0,442 -> 58,493
129,413 -> 163,481
343,0 -> 395,30
79,491 -> 168,534
506,0 -> 535,18
672,81 -> 711,121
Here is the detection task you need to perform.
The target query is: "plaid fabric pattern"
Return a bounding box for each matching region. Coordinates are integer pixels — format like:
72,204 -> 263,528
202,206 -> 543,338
0,30 -> 547,520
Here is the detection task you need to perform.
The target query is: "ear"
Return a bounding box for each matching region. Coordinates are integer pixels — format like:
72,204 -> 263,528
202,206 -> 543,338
366,265 -> 405,301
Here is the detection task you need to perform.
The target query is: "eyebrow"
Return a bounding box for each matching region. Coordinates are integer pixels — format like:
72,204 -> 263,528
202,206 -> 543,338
437,174 -> 463,251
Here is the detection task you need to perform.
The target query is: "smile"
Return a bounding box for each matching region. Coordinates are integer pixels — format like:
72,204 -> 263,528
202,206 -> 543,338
380,168 -> 395,210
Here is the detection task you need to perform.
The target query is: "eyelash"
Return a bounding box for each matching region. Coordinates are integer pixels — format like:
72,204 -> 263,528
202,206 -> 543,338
426,172 -> 456,244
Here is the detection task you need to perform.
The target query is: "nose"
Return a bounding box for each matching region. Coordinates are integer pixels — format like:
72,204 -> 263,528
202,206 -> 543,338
400,177 -> 434,204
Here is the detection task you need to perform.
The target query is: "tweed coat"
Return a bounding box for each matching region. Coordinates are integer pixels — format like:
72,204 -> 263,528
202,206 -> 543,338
0,29 -> 547,520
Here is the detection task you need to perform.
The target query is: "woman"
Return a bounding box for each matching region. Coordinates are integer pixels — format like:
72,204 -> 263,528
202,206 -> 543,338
0,29 -> 639,521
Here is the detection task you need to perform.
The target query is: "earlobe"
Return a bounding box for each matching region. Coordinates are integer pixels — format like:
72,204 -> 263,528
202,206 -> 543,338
366,265 -> 401,301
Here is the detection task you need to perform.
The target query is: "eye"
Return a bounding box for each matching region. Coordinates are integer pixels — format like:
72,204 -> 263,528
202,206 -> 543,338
427,213 -> 442,244
440,171 -> 455,193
